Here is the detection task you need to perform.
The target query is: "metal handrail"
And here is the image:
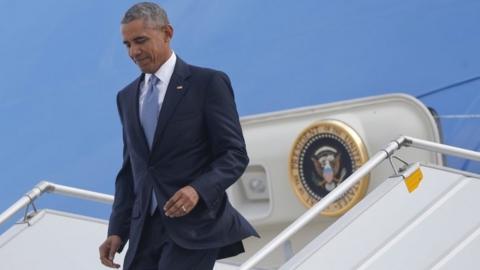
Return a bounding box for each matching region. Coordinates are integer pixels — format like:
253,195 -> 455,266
404,136 -> 480,162
239,136 -> 480,269
0,181 -> 113,226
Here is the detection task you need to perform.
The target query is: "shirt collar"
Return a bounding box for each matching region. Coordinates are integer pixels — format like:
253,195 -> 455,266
145,51 -> 177,84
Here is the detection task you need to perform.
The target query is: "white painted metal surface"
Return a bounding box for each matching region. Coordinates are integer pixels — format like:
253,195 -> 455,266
232,94 -> 441,226
0,181 -> 113,226
0,210 -> 126,270
231,93 -> 442,268
239,139 -> 404,270
0,209 -> 257,270
281,165 -> 480,270
239,136 -> 480,269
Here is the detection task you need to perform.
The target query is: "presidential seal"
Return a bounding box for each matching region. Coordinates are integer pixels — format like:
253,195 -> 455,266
289,120 -> 369,216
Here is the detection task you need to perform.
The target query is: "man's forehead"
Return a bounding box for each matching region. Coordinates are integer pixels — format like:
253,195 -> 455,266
121,23 -> 149,39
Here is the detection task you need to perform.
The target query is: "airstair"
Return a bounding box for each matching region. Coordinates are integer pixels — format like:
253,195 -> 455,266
239,136 -> 480,270
1,136 -> 479,269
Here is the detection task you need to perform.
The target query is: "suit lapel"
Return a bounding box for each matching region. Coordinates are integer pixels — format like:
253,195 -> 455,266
150,58 -> 191,155
125,74 -> 151,156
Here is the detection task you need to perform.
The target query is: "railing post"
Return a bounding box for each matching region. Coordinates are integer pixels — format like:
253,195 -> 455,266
0,181 -> 114,227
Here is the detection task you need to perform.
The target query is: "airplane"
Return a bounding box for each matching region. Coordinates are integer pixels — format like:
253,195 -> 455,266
0,1 -> 479,269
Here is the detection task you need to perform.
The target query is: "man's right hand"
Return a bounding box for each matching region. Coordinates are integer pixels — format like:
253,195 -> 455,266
99,235 -> 122,268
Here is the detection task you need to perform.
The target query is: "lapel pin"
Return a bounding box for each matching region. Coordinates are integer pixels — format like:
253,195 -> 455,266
176,85 -> 183,90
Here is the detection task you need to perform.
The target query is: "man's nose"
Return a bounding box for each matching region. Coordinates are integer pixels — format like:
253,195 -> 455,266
129,45 -> 141,58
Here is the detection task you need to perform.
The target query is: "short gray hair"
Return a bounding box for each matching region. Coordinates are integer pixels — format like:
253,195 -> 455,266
121,2 -> 170,28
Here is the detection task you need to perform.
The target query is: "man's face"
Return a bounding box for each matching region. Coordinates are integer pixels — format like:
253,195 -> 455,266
121,19 -> 173,74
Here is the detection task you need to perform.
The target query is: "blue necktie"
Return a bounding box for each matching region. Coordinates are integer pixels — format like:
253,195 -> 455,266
140,75 -> 160,148
140,75 -> 160,215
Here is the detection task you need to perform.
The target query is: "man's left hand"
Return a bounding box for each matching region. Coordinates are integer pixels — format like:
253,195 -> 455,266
164,185 -> 199,217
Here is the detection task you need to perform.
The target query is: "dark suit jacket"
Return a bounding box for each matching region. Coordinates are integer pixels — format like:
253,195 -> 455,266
107,57 -> 258,269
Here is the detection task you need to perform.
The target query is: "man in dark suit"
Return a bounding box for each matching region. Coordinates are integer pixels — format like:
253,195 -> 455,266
99,2 -> 258,269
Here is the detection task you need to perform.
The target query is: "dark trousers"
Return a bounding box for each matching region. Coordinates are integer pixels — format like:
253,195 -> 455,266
129,209 -> 219,270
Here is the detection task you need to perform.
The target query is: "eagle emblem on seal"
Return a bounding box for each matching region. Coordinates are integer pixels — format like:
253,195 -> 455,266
289,120 -> 369,216
311,146 -> 347,192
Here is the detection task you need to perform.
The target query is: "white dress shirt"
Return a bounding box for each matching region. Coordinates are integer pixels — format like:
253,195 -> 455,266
139,51 -> 177,114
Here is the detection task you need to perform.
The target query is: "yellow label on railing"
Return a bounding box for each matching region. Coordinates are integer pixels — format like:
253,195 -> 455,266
404,166 -> 423,193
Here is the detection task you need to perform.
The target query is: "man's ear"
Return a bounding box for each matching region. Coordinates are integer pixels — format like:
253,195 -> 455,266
164,24 -> 174,42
